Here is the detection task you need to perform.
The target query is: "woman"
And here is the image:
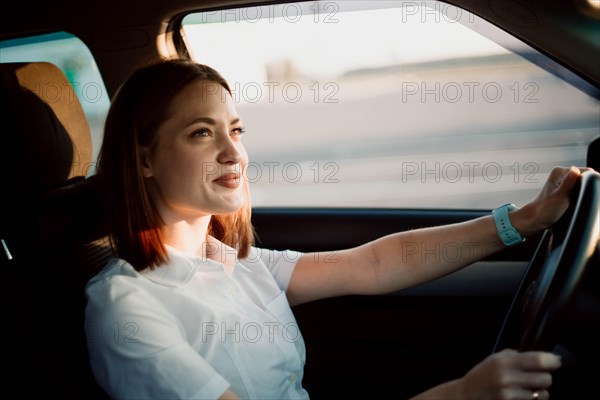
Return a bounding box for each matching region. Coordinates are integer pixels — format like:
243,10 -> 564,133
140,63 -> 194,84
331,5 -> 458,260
86,59 -> 586,400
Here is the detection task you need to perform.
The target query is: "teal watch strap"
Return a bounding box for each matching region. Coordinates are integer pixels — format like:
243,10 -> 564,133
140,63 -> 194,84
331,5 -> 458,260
492,203 -> 525,247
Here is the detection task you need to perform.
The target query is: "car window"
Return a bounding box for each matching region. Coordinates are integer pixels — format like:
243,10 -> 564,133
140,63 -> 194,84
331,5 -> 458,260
181,1 -> 599,209
0,32 -> 110,175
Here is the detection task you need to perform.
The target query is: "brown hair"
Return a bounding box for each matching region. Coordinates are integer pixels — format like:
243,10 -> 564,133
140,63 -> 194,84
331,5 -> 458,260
97,59 -> 254,271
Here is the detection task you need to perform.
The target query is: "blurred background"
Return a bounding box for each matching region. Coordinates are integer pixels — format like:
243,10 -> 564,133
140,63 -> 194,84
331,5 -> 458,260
182,1 -> 599,209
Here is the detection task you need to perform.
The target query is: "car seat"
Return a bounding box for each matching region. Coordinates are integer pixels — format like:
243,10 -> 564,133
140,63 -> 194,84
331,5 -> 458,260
0,62 -> 110,398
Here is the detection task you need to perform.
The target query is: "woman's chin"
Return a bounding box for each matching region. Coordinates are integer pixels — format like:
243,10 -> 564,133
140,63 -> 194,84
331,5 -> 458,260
214,196 -> 245,214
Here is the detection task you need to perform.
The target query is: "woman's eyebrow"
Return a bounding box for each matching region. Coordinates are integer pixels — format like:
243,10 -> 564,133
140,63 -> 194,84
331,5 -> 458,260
185,117 -> 216,127
185,117 -> 241,127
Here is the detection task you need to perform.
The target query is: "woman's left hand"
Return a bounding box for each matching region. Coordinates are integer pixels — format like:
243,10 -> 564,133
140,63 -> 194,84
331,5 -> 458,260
514,166 -> 594,237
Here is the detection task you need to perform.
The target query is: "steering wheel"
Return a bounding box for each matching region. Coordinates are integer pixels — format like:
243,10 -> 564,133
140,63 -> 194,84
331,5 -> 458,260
494,170 -> 599,353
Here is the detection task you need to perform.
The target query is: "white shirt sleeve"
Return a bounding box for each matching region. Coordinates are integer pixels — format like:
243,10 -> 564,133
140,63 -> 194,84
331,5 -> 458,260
251,247 -> 303,292
85,270 -> 230,399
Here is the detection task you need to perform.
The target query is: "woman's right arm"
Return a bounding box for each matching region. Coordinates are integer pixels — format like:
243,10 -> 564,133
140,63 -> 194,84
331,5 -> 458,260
410,349 -> 560,400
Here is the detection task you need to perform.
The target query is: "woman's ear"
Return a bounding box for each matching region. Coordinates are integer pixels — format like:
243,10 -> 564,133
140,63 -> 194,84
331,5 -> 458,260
141,147 -> 153,178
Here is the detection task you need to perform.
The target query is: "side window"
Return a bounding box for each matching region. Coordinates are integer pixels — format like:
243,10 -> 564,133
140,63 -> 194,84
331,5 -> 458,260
1,32 -> 110,175
181,1 -> 599,209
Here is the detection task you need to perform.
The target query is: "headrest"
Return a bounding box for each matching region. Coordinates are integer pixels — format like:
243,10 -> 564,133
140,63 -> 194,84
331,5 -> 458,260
0,62 -> 92,180
0,62 -> 94,244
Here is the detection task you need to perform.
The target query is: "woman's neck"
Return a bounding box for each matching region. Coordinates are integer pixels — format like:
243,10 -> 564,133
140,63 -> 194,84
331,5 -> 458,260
163,215 -> 212,257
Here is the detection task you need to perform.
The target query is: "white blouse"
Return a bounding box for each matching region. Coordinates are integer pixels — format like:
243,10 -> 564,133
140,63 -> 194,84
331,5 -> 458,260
84,238 -> 308,399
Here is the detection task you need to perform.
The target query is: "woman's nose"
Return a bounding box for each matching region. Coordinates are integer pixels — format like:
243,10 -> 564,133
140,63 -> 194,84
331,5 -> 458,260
216,135 -> 243,165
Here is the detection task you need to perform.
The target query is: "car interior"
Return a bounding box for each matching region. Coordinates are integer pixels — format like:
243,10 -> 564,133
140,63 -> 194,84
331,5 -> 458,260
1,1 -> 599,399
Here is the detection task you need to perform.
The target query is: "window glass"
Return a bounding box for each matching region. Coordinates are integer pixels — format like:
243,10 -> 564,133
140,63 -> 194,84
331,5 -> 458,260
182,1 -> 599,209
1,32 -> 110,175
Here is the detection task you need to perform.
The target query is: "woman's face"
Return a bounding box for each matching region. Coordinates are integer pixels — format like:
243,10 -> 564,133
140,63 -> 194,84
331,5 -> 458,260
142,80 -> 248,221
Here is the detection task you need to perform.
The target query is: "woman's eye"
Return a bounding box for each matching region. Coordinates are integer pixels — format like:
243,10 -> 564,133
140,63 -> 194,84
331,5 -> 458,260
232,127 -> 246,136
191,129 -> 210,138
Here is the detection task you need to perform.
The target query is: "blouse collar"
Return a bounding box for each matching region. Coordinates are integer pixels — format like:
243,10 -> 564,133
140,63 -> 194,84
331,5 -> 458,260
142,236 -> 241,288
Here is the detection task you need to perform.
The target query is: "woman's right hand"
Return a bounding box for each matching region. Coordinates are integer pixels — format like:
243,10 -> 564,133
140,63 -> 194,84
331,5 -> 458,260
457,348 -> 561,400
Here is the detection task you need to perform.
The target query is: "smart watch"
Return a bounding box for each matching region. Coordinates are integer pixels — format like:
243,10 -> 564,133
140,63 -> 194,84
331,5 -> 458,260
492,203 -> 525,247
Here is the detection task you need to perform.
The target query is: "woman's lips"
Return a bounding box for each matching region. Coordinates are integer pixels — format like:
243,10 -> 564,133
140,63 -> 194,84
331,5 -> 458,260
213,173 -> 241,188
